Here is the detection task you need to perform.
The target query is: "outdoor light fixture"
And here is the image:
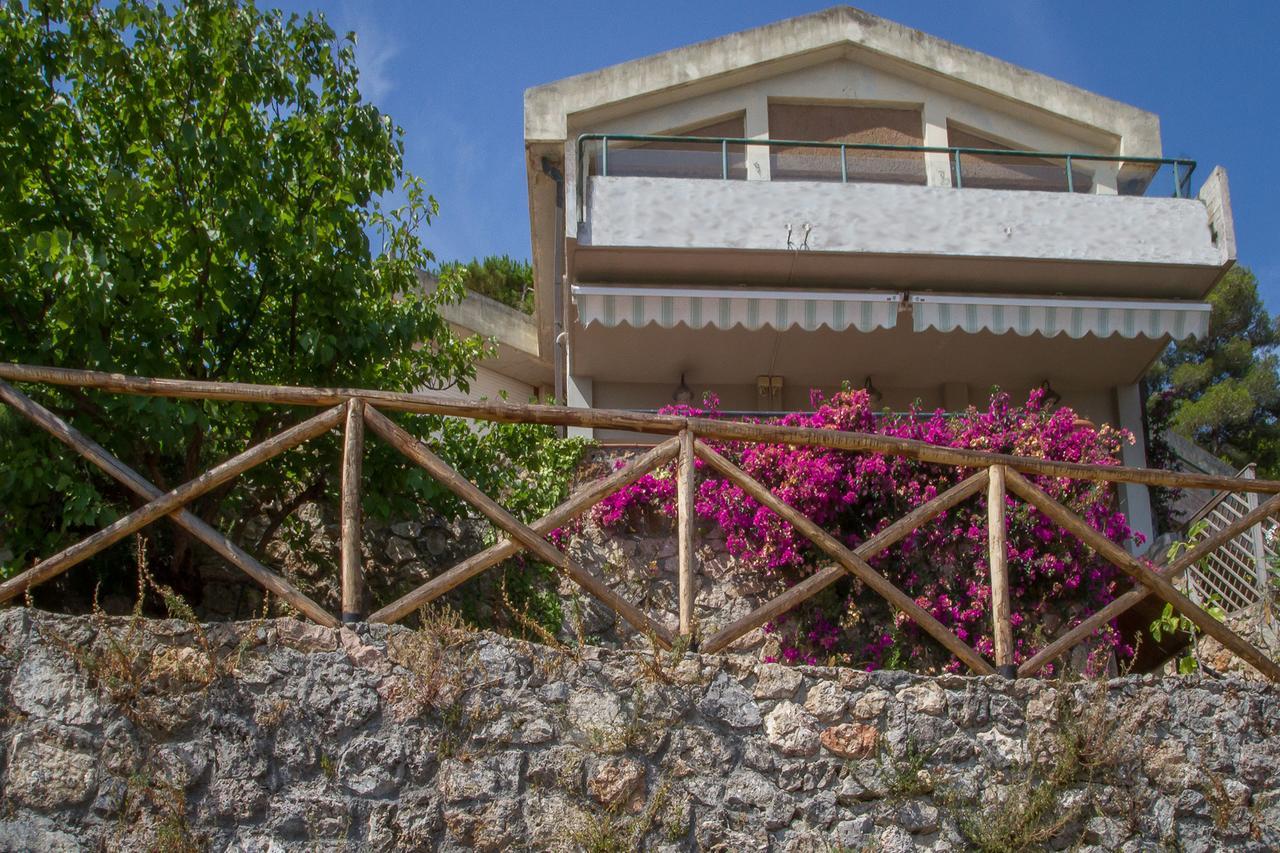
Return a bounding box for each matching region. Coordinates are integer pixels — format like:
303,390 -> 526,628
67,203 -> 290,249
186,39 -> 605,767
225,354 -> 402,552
863,376 -> 883,404
1039,380 -> 1062,408
672,373 -> 693,404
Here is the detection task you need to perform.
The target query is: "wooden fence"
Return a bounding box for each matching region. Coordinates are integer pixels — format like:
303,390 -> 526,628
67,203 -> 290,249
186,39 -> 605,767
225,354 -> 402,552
1,362 -> 1278,682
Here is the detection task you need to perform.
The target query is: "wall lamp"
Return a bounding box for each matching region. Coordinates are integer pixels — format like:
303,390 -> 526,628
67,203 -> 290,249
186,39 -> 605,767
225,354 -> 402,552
863,376 -> 883,404
672,373 -> 693,404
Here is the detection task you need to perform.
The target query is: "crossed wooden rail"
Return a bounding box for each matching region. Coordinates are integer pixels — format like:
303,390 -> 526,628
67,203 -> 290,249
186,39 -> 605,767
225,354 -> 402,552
1,362 -> 1278,681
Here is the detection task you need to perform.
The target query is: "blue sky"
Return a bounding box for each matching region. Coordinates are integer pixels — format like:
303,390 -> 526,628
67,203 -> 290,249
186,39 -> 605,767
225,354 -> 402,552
269,1 -> 1280,310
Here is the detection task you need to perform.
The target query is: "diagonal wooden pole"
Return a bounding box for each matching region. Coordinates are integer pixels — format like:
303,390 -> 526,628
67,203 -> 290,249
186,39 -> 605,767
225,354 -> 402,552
700,466 -> 991,659
1019,490 -> 1280,676
1004,468 -> 1280,682
0,379 -> 340,627
0,404 -> 344,606
695,441 -> 994,674
368,436 -> 680,625
363,405 -> 676,648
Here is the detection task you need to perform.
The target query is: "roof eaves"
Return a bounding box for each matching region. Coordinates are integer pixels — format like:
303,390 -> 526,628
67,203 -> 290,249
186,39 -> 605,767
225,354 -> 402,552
523,5 -> 1159,155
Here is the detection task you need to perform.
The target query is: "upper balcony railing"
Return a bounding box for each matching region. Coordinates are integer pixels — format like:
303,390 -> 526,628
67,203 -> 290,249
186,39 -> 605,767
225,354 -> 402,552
575,133 -> 1197,223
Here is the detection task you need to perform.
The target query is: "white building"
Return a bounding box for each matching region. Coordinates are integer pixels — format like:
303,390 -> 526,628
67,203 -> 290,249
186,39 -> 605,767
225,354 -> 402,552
496,6 -> 1237,548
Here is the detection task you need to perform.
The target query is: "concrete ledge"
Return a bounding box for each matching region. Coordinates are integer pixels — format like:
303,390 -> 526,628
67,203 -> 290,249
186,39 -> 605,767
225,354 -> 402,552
584,176 -> 1222,274
439,290 -> 539,356
525,5 -> 1160,156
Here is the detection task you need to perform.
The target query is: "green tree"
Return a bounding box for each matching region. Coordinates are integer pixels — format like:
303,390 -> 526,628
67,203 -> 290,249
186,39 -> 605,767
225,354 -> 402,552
0,0 -> 582,626
1146,265 -> 1280,475
438,255 -> 534,314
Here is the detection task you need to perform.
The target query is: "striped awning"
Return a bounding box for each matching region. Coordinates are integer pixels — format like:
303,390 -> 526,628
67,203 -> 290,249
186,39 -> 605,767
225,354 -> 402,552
572,286 -> 902,332
911,294 -> 1210,341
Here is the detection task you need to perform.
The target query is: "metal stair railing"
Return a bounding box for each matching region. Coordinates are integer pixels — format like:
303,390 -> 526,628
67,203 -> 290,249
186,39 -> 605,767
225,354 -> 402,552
1184,464 -> 1276,612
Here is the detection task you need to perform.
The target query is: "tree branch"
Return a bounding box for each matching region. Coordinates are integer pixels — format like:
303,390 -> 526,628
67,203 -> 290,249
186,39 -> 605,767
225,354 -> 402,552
253,474 -> 328,553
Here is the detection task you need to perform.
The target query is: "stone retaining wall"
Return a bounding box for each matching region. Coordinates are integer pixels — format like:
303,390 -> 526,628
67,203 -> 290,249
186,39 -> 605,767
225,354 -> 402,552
0,608 -> 1276,851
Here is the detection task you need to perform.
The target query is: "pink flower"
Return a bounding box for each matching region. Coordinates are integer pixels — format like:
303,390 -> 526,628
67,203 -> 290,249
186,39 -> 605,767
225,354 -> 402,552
587,389 -> 1135,673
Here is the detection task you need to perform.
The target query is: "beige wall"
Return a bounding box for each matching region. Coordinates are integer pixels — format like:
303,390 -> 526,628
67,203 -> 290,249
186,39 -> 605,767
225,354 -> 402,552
566,56 -> 1123,225
590,380 -> 1117,427
435,366 -> 537,405
767,102 -> 925,184
947,122 -> 1094,193
588,379 -> 1121,417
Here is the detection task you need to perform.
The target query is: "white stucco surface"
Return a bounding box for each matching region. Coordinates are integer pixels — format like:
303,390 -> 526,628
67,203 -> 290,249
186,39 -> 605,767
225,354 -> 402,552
583,177 -> 1222,268
1115,382 -> 1156,550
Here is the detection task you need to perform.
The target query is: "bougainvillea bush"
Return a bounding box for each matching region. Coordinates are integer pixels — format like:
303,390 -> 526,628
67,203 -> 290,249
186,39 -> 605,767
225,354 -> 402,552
589,388 -> 1143,674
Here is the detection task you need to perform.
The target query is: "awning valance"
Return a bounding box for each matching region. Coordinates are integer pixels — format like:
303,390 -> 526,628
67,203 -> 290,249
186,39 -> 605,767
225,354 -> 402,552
572,286 -> 902,332
911,294 -> 1210,341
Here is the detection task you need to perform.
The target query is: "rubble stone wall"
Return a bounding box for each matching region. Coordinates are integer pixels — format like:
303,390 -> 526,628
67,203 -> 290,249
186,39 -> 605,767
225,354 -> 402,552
1,608 -> 1277,852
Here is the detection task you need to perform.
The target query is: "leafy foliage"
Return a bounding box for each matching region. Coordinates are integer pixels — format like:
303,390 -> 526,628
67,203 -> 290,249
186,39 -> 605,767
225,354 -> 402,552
1147,266 -> 1280,476
0,0 -> 582,629
1150,520 -> 1226,674
588,388 -> 1141,673
414,415 -> 587,634
437,255 -> 534,315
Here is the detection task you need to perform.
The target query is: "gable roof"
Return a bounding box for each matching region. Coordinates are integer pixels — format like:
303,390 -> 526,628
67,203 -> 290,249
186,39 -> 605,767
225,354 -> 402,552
524,5 -> 1159,155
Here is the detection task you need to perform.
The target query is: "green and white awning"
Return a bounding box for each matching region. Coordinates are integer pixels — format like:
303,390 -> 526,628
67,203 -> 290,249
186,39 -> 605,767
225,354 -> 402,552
911,294 -> 1210,341
571,286 -> 902,332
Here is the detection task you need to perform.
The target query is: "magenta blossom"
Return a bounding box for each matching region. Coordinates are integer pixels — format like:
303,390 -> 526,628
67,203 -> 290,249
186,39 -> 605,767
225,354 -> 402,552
587,388 -> 1143,674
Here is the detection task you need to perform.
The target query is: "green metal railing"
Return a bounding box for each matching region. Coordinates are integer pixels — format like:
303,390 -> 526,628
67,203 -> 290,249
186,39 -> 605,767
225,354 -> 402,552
575,133 -> 1197,221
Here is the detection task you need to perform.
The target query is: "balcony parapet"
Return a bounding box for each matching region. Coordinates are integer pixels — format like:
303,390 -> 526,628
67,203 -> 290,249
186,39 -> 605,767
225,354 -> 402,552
574,133 -> 1199,225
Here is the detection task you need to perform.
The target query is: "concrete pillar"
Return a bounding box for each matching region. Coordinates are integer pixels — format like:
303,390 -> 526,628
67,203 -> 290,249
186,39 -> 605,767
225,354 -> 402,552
1114,383 -> 1155,554
563,139 -> 581,235
745,91 -> 771,181
922,100 -> 952,188
1091,162 -> 1119,195
567,374 -> 594,440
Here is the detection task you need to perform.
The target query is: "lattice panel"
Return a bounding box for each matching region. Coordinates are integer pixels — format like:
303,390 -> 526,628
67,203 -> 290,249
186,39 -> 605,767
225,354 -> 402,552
1186,489 -> 1276,613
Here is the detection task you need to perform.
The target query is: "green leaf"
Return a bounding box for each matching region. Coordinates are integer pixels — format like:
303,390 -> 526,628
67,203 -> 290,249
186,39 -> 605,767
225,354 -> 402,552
0,0 -> 586,623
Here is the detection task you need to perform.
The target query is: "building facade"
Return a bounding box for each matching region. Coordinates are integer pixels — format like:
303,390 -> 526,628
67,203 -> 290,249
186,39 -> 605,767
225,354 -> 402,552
511,6 -> 1236,549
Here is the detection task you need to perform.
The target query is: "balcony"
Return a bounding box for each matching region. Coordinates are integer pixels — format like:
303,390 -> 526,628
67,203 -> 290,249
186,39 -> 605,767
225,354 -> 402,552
570,134 -> 1234,301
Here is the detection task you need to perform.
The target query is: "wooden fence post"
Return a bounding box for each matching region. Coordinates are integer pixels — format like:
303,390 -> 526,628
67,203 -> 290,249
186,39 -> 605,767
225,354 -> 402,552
677,429 -> 697,645
988,464 -> 1015,677
341,398 -> 365,624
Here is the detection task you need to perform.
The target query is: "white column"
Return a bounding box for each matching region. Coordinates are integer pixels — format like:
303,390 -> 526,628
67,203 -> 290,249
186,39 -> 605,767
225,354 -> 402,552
1114,383 -> 1155,554
564,139 -> 581,234
745,91 -> 771,181
567,374 -> 594,440
922,100 -> 952,188
1091,162 -> 1119,195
